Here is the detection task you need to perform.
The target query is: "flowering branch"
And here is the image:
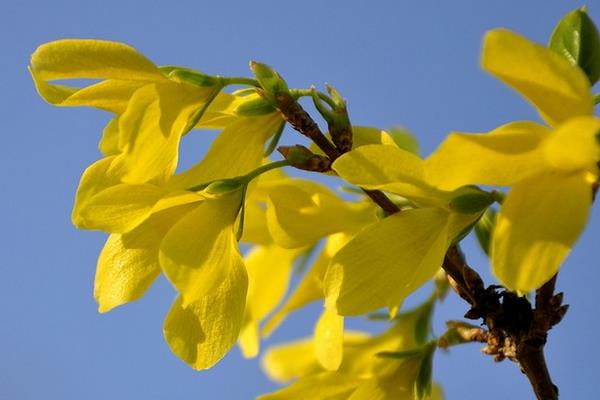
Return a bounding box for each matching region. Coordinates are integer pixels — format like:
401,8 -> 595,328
272,75 -> 566,400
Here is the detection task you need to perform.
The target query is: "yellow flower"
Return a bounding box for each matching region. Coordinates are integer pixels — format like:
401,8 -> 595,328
426,29 -> 600,293
259,309 -> 443,400
325,144 -> 481,316
30,40 -> 298,370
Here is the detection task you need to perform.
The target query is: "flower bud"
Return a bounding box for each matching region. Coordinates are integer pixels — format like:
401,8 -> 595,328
278,145 -> 331,172
249,61 -> 289,103
449,185 -> 494,214
549,7 -> 600,85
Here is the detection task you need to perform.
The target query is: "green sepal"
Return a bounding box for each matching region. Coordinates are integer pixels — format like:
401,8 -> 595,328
414,342 -> 436,400
204,178 -> 246,195
162,66 -> 221,87
474,207 -> 497,256
449,185 -> 494,214
236,184 -> 249,241
264,121 -> 286,157
549,7 -> 600,85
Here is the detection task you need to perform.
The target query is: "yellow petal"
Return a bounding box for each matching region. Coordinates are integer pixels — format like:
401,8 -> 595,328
95,204 -> 196,312
425,121 -> 551,190
310,126 -> 402,157
193,92 -> 239,129
118,83 -> 214,185
151,190 -> 205,213
167,113 -> 283,190
238,245 -> 298,358
74,183 -> 165,233
99,117 -> 121,156
544,116 -> 600,172
266,180 -> 377,248
348,357 -> 422,400
314,307 -> 344,371
72,156 -> 127,225
332,144 -> 449,207
163,258 -> 247,370
262,338 -> 323,383
325,208 -> 449,315
30,39 -> 167,82
492,171 -> 591,293
263,233 -> 352,336
30,67 -> 146,113
340,313 -> 423,377
347,126 -> 399,147
257,372 -> 363,400
482,29 -> 593,125
159,192 -> 243,305
238,198 -> 272,245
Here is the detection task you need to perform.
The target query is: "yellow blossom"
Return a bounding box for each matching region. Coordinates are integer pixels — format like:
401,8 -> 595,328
426,29 -> 600,293
260,308 -> 443,399
326,144 -> 482,316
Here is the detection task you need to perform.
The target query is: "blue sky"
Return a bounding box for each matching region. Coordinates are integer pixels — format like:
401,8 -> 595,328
2,1 -> 599,399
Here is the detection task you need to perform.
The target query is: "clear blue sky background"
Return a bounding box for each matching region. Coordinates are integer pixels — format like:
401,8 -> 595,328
2,1 -> 599,399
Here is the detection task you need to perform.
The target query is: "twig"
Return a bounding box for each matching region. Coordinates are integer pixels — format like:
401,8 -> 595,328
274,92 -> 400,215
444,250 -> 563,400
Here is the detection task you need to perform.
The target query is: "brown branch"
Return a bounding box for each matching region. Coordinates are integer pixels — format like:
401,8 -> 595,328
273,90 -> 563,399
444,249 -> 564,399
274,92 -> 400,215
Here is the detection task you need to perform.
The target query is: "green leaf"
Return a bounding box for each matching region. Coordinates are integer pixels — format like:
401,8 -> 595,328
376,349 -> 423,360
449,185 -> 494,214
549,7 -> 600,85
414,299 -> 435,346
414,343 -> 436,400
474,207 -> 497,256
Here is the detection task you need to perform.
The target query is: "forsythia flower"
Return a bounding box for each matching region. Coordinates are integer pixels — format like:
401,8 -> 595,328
29,39 -> 293,369
259,307 -> 443,400
425,29 -> 600,293
248,176 -> 379,368
324,144 -> 482,316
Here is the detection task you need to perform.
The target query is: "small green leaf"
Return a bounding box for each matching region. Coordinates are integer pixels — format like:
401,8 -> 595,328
414,343 -> 436,400
474,207 -> 497,256
376,349 -> 423,360
549,7 -> 600,85
449,185 -> 494,214
414,299 -> 435,346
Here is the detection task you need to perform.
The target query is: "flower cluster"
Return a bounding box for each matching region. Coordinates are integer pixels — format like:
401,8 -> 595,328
31,7 -> 600,400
